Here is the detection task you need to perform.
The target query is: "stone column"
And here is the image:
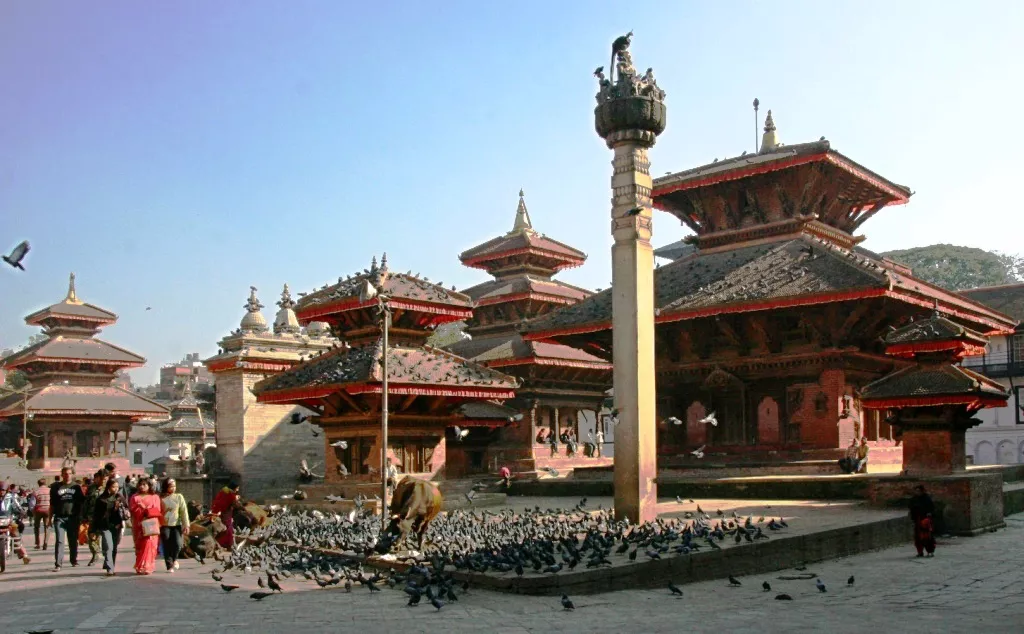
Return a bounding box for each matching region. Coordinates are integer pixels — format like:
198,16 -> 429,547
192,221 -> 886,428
593,34 -> 667,523
608,139 -> 659,523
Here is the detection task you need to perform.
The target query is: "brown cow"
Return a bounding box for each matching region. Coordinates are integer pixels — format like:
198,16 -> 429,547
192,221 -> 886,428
383,477 -> 442,551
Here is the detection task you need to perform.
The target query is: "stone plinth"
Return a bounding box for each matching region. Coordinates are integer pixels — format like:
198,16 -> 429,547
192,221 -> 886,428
866,472 -> 1004,535
902,426 -> 968,476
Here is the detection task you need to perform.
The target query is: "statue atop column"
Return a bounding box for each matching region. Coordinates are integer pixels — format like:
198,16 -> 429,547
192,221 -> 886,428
594,32 -> 667,146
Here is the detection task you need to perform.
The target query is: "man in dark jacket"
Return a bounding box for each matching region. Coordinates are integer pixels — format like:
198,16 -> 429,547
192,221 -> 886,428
49,467 -> 85,571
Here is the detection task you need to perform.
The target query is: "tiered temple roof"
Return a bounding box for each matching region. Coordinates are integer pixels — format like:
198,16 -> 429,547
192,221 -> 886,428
861,310 -> 1008,409
0,274 -> 168,421
525,117 -> 1018,345
459,191 -> 587,276
454,192 -> 611,376
253,254 -> 520,426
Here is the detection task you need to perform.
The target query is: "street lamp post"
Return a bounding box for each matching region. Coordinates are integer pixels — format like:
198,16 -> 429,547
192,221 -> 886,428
0,384 -> 32,467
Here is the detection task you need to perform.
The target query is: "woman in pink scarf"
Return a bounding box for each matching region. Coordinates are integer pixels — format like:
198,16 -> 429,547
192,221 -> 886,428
129,478 -> 161,575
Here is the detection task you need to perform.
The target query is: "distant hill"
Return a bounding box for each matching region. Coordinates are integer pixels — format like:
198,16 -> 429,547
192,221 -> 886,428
881,244 -> 1024,291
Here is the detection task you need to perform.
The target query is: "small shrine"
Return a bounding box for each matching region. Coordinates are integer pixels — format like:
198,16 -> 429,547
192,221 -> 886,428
861,309 -> 1008,475
861,308 -> 1009,534
253,255 -> 520,482
156,379 -> 215,460
0,273 -> 169,473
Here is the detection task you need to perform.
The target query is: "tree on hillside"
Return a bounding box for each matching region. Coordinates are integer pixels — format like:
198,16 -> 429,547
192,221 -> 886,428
881,245 -> 1024,291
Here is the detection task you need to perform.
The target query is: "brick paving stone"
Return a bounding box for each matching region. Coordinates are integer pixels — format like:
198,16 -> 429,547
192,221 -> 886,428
1,514 -> 1022,632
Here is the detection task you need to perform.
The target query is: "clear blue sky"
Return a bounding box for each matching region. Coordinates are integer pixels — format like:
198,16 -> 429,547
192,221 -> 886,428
2,1 -> 1022,384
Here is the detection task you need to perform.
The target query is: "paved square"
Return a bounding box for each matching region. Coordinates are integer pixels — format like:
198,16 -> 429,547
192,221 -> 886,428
1,513 -> 1021,633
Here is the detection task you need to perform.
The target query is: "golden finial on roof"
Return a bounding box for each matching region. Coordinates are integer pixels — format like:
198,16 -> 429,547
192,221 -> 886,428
65,272 -> 82,304
759,109 -> 781,154
511,189 -> 534,233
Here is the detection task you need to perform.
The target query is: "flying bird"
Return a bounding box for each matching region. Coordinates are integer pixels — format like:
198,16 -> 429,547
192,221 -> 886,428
453,426 -> 469,442
623,207 -> 643,217
3,240 -> 29,270
330,440 -> 349,449
664,416 -> 683,426
690,445 -> 706,459
698,411 -> 718,426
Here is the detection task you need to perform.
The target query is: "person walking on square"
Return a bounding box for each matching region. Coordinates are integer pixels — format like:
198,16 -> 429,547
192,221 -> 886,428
595,429 -> 605,458
49,467 -> 85,571
909,485 -> 936,557
31,477 -> 51,550
159,478 -> 189,572
129,478 -> 161,575
92,478 -> 126,576
83,470 -> 108,565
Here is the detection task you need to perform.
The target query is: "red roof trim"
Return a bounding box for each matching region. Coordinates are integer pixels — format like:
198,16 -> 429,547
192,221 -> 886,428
861,395 -> 1007,409
476,292 -> 579,308
297,297 -> 472,322
6,356 -> 143,369
483,356 -> 612,370
653,153 -> 828,198
462,247 -> 584,270
257,383 -> 515,404
345,382 -> 515,399
886,341 -> 987,358
652,151 -> 910,206
824,154 -> 910,204
526,288 -> 1015,341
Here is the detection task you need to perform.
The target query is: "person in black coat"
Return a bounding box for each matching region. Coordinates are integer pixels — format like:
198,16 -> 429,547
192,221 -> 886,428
92,479 -> 127,576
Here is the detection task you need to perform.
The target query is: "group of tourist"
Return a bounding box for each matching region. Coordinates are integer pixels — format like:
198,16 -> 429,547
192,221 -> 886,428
839,437 -> 870,473
535,427 -> 605,458
0,462 -> 202,577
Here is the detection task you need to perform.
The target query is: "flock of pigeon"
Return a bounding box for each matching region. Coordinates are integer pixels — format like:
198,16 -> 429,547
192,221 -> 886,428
201,497 -> 826,611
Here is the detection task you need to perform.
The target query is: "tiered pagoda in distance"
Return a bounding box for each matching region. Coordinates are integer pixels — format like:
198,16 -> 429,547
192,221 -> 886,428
450,191 -> 613,475
203,285 -> 337,497
0,274 -> 169,473
525,113 -> 1018,470
252,255 -> 520,482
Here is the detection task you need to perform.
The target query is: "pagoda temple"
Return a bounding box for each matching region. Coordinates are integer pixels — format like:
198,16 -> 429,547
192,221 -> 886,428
525,113 -> 1018,468
0,273 -> 169,473
203,285 -> 337,497
252,255 -> 520,482
450,191 -> 613,474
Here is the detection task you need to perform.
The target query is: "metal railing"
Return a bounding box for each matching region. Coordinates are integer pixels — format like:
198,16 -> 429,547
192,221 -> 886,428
962,351 -> 1024,379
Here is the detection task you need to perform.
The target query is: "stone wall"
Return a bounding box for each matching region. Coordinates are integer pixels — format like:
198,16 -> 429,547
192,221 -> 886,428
213,368 -> 320,500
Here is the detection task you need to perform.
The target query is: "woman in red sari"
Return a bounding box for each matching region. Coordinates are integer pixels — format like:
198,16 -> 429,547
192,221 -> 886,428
129,478 -> 161,575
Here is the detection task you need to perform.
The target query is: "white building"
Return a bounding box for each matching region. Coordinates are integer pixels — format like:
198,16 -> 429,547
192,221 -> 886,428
960,283 -> 1024,465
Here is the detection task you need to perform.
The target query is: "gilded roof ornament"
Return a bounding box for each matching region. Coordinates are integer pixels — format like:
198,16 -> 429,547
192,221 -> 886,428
65,272 -> 82,305
510,189 -> 534,233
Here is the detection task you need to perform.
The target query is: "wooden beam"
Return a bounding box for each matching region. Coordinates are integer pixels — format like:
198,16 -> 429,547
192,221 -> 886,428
335,390 -> 366,414
714,317 -> 743,349
835,302 -> 871,344
398,393 -> 418,412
